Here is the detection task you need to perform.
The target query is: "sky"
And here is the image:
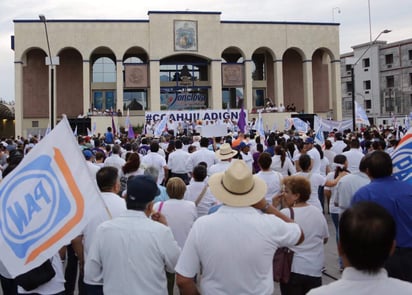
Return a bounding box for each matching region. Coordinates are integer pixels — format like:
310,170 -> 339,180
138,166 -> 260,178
0,0 -> 410,102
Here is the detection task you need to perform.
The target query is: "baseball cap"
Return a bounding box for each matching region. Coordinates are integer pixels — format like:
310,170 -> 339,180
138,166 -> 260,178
83,149 -> 93,160
126,175 -> 160,204
304,137 -> 314,144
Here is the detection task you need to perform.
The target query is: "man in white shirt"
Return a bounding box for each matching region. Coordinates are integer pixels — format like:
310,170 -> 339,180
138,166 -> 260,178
103,144 -> 125,174
141,142 -> 168,184
308,202 -> 412,295
331,132 -> 347,155
83,149 -> 100,179
167,139 -> 190,184
72,166 -> 127,294
303,137 -> 321,174
186,137 -> 218,172
208,143 -> 238,176
176,160 -> 304,294
85,175 -> 180,295
337,156 -> 370,211
342,138 -> 364,173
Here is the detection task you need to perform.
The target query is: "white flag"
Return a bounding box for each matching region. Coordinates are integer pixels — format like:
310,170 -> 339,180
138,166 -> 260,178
0,116 -> 103,277
355,101 -> 370,126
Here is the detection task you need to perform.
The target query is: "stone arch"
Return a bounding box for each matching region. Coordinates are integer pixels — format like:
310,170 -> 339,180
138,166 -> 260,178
282,48 -> 304,112
22,48 -> 49,118
312,48 -> 334,113
55,47 -> 83,118
123,46 -> 149,63
89,47 -> 117,111
221,46 -> 245,63
251,47 -> 276,108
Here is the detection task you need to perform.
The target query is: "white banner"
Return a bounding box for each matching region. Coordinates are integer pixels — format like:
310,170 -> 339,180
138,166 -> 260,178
200,124 -> 228,137
145,109 -> 246,124
0,117 -> 103,277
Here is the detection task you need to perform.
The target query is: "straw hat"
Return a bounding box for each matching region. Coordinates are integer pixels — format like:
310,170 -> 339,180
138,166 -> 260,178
215,143 -> 238,160
208,160 -> 267,207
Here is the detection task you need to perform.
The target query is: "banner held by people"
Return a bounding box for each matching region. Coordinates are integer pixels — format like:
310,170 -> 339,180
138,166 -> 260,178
0,116 -> 103,277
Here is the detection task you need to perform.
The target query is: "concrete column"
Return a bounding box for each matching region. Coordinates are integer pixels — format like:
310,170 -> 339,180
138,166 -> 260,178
149,60 -> 160,111
116,60 -> 123,112
14,61 -> 24,137
82,60 -> 90,114
244,60 -> 253,109
210,59 -> 222,109
302,60 -> 314,113
330,60 -> 342,120
274,60 -> 284,105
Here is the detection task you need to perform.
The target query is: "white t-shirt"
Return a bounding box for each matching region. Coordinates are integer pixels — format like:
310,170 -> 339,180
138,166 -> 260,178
294,171 -> 325,211
307,267 -> 412,295
175,206 -> 302,295
271,155 -> 296,176
184,181 -> 217,217
141,152 -> 167,184
325,172 -> 341,214
153,199 -> 197,248
256,170 -> 283,203
307,148 -> 321,174
281,205 -> 329,277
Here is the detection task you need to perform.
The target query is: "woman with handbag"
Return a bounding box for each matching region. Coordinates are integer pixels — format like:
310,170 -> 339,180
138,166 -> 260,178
273,176 -> 329,295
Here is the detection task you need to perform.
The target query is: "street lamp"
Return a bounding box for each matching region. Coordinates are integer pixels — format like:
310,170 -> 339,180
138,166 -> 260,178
39,14 -> 55,129
351,29 -> 391,131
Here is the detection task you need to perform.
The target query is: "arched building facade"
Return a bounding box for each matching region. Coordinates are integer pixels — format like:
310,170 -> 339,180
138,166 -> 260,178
13,11 -> 341,136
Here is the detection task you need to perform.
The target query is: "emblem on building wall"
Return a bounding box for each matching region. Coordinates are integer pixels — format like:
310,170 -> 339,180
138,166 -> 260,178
174,20 -> 198,51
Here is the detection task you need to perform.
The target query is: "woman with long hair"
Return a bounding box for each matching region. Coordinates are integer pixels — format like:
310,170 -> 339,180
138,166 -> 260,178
271,145 -> 296,176
324,154 -> 350,270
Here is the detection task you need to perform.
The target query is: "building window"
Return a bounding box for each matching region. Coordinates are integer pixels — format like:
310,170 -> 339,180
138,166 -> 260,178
345,64 -> 352,72
409,50 -> 412,60
365,100 -> 372,109
346,81 -> 353,93
410,73 -> 412,85
252,54 -> 266,81
92,90 -> 116,111
344,100 -> 352,111
253,88 -> 265,107
123,90 -> 147,111
92,57 -> 116,83
386,76 -> 395,88
363,80 -> 371,90
385,54 -> 393,65
362,58 -> 370,68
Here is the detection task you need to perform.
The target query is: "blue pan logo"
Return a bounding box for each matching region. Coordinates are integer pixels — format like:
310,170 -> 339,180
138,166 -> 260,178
0,154 -> 72,259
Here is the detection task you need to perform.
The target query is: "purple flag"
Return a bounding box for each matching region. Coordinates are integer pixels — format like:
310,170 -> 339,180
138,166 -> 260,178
237,102 -> 246,133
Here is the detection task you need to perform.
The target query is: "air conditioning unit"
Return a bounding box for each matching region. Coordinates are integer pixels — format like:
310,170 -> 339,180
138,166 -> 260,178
387,64 -> 392,68
346,71 -> 351,75
366,110 -> 370,113
347,92 -> 352,96
364,68 -> 369,72
365,91 -> 370,94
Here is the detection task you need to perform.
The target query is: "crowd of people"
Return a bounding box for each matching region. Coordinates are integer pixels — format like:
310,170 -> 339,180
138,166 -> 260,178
0,121 -> 411,295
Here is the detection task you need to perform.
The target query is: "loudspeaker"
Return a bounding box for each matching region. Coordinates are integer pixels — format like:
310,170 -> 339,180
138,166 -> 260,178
68,118 -> 91,135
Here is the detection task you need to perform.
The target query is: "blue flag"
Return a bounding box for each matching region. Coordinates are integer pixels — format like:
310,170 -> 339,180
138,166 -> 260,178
391,128 -> 412,185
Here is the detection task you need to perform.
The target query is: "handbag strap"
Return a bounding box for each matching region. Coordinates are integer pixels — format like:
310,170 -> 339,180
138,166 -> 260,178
158,201 -> 164,213
289,207 -> 294,220
195,184 -> 209,206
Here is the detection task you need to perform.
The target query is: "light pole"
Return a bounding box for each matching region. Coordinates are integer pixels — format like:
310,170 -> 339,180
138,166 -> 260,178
39,14 -> 55,129
351,29 -> 391,131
